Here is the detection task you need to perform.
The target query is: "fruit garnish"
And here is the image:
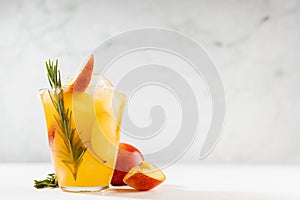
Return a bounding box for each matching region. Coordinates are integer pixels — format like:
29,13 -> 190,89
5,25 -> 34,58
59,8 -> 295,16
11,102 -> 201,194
123,161 -> 166,191
68,55 -> 94,93
111,143 -> 144,186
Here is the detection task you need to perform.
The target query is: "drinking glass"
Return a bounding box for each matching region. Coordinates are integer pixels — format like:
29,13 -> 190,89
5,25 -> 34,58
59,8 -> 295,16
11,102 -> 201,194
39,85 -> 126,192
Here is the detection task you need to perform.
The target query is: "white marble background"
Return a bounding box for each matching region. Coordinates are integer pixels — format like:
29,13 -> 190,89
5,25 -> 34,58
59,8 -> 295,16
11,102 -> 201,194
0,0 -> 299,164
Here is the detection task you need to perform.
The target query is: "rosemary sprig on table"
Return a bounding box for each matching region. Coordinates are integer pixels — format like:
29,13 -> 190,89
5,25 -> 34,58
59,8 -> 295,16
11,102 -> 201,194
34,173 -> 58,189
46,60 -> 86,181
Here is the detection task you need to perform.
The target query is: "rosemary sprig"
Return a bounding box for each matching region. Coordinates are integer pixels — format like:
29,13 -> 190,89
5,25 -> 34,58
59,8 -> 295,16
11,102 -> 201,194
34,173 -> 58,189
46,60 -> 61,88
46,60 -> 86,180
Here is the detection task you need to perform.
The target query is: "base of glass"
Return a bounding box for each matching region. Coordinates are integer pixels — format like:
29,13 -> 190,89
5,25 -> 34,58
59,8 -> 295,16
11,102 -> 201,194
61,185 -> 109,192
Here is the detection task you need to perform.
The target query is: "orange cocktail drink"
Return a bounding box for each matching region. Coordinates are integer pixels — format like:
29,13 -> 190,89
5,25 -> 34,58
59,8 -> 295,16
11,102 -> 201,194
40,56 -> 126,192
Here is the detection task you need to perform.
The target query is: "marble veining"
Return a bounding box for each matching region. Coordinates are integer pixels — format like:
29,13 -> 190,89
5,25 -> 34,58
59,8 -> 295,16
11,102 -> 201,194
0,0 -> 299,164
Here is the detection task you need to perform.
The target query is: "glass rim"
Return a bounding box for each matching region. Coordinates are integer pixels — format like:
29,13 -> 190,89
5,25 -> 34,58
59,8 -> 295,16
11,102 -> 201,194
38,85 -> 128,95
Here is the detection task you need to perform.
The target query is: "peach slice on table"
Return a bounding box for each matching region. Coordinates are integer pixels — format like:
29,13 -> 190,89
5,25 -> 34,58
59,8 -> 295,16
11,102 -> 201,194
123,161 -> 166,191
68,55 -> 94,93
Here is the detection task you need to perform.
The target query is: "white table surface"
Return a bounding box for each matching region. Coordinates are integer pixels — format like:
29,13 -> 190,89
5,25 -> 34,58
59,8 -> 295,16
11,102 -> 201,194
0,163 -> 299,200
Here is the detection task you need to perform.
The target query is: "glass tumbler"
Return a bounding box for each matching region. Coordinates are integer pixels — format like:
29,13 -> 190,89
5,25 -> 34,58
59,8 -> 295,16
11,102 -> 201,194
39,85 -> 126,192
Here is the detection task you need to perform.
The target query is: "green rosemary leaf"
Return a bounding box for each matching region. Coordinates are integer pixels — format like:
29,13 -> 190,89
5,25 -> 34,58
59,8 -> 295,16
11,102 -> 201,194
34,173 -> 58,189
